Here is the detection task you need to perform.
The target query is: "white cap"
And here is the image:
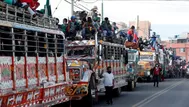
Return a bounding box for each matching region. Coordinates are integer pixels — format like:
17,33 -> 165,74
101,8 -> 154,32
92,6 -> 98,10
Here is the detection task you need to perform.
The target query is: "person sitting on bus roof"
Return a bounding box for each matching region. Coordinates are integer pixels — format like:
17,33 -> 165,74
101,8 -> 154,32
101,17 -> 112,37
67,16 -> 80,40
82,17 -> 96,39
3,0 -> 22,7
19,0 -> 40,18
127,26 -> 135,42
87,6 -> 101,20
93,17 -> 100,30
112,22 -> 118,35
61,18 -> 68,38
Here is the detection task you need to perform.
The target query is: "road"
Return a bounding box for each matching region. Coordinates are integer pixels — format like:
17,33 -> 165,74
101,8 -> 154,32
55,78 -> 189,107
95,78 -> 189,107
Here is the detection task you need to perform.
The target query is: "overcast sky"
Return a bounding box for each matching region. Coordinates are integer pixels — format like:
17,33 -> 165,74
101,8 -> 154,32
38,0 -> 189,40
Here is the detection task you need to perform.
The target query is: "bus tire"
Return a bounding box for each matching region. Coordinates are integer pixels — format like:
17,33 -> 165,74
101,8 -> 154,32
134,81 -> 137,88
127,81 -> 134,91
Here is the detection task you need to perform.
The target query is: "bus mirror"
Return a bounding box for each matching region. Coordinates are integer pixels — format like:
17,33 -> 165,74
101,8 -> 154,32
98,44 -> 103,57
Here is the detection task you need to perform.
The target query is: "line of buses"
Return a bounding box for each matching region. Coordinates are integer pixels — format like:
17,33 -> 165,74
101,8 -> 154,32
0,1 -> 169,107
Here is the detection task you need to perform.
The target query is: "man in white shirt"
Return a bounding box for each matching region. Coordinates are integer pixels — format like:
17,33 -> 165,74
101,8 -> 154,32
103,66 -> 114,105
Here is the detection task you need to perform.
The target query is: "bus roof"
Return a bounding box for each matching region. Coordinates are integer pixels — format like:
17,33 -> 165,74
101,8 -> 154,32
67,40 -> 125,48
67,40 -> 95,47
0,20 -> 64,35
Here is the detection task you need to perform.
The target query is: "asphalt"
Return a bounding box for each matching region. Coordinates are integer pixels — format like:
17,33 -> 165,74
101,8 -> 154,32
94,78 -> 188,107
55,78 -> 189,107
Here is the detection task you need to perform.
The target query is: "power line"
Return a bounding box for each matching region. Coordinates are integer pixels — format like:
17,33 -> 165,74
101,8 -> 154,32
75,2 -> 91,11
53,0 -> 63,15
64,0 -> 87,11
80,0 -> 98,3
56,0 -> 126,27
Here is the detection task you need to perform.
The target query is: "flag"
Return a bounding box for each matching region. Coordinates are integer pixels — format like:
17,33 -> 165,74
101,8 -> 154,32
44,0 -> 52,17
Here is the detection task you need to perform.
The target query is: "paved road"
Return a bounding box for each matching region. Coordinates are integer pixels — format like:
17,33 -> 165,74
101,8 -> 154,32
95,78 -> 189,107
55,78 -> 189,107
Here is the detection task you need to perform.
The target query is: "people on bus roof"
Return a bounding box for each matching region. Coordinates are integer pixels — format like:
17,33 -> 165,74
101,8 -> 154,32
87,6 -> 100,20
101,17 -> 112,37
67,16 -> 80,40
112,22 -> 118,35
82,17 -> 96,39
61,18 -> 68,38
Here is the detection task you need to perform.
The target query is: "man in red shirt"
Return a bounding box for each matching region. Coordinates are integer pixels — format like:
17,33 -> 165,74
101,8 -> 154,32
20,0 -> 40,18
153,64 -> 162,87
127,26 -> 135,42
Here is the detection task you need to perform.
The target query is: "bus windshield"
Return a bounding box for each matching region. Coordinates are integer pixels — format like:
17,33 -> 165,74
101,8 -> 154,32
128,53 -> 135,61
140,55 -> 154,61
67,46 -> 94,57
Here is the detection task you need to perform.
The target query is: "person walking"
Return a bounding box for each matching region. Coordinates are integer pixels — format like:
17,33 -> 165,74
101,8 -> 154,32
153,64 -> 161,87
103,66 -> 114,105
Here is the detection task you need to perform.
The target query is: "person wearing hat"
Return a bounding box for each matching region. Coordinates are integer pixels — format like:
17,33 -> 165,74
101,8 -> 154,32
87,6 -> 100,19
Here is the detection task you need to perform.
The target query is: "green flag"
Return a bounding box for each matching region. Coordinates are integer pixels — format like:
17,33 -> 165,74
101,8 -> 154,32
44,0 -> 52,17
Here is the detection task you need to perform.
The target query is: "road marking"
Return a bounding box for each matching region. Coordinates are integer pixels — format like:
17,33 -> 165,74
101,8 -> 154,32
132,80 -> 184,107
138,81 -> 183,107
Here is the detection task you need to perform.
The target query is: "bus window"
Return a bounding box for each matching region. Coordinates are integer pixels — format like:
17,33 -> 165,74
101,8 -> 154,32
56,35 -> 64,57
38,32 -> 47,57
0,27 -> 12,56
27,31 -> 37,56
14,28 -> 25,57
47,34 -> 55,57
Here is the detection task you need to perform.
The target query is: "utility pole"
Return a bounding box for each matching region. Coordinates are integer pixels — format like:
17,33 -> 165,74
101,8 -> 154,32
71,0 -> 74,16
101,0 -> 104,21
136,15 -> 139,35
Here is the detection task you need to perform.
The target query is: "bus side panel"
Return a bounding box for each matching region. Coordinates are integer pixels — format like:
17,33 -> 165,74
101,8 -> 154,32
0,57 -> 13,93
48,57 -> 56,82
56,57 -> 64,82
27,57 -> 37,88
14,57 -> 26,90
38,57 -> 47,84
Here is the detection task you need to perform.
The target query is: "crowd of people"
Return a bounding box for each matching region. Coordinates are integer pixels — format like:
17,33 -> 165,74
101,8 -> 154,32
59,6 -> 141,42
1,0 -> 140,43
60,15 -> 120,40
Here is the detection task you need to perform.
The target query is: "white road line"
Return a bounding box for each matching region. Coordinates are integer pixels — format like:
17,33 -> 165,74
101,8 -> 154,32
132,80 -> 184,107
138,81 -> 183,107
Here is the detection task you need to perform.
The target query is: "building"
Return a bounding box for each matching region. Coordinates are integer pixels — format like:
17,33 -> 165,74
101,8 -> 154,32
162,32 -> 189,62
129,21 -> 151,39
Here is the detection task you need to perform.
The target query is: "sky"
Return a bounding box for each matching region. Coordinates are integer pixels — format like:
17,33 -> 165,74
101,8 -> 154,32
38,0 -> 189,40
